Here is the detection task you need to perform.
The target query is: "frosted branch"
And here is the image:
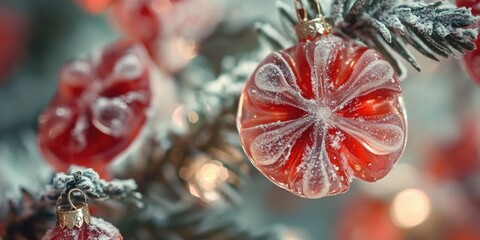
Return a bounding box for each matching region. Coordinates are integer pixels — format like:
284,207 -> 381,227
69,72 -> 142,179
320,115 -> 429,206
48,167 -> 142,207
335,0 -> 479,73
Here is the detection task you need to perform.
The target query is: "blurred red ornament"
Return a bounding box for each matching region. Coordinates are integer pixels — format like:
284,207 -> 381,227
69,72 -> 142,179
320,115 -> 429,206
38,41 -> 152,173
425,115 -> 480,212
462,27 -> 480,85
425,116 -> 480,181
111,0 -> 223,72
457,0 -> 480,15
43,218 -> 123,240
446,222 -> 480,240
0,7 -> 27,84
237,33 -> 407,198
456,0 -> 480,85
111,0 -> 161,44
75,0 -> 115,14
43,189 -> 123,240
335,196 -> 404,240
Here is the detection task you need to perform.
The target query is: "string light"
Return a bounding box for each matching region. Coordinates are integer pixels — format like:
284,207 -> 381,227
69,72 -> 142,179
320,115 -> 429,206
187,111 -> 199,124
175,37 -> 198,60
281,228 -> 308,240
391,188 -> 431,228
181,155 -> 229,203
171,105 -> 187,130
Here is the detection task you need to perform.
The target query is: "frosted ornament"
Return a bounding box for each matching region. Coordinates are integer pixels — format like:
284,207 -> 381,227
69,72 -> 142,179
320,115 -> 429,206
463,34 -> 480,85
38,41 -> 152,173
42,188 -> 123,240
111,0 -> 223,73
456,0 -> 480,15
456,0 -> 480,85
236,1 -> 407,199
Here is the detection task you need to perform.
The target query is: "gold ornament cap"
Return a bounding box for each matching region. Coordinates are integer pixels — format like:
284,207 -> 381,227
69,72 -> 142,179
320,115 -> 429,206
56,188 -> 91,229
294,0 -> 332,42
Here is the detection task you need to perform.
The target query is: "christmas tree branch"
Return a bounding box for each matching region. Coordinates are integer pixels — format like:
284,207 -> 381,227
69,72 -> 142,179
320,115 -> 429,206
335,0 -> 479,72
1,189 -> 55,239
116,138 -> 279,239
273,0 -> 478,74
47,168 -> 142,208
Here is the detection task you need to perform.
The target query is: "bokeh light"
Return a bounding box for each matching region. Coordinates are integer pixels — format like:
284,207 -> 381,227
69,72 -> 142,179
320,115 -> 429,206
391,188 -> 431,229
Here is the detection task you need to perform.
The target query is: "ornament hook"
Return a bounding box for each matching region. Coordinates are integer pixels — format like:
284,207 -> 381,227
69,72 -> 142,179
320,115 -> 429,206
67,188 -> 87,210
55,188 -> 91,229
293,0 -> 331,42
293,0 -> 323,23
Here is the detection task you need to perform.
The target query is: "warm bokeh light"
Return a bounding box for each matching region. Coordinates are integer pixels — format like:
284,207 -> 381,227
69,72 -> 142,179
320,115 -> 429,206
281,228 -> 308,240
187,111 -> 199,124
188,183 -> 220,202
282,233 -> 302,240
182,156 -> 229,202
391,188 -> 431,228
76,0 -> 113,14
175,37 -> 198,60
195,160 -> 229,191
150,0 -> 173,13
172,105 -> 186,130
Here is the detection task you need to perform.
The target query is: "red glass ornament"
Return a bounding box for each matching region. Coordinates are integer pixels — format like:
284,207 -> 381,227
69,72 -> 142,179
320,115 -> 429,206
76,0 -> 115,14
335,196 -> 404,240
43,217 -> 123,240
456,0 -> 480,84
111,0 -> 222,72
462,25 -> 480,85
44,188 -> 123,240
111,0 -> 161,44
457,0 -> 480,15
0,7 -> 27,84
425,116 -> 480,181
237,34 -> 407,198
38,41 -> 152,173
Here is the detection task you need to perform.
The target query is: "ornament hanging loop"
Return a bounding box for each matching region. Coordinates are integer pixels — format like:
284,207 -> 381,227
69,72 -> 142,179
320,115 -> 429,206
293,0 -> 331,42
56,188 -> 91,229
67,188 -> 87,210
294,0 -> 323,22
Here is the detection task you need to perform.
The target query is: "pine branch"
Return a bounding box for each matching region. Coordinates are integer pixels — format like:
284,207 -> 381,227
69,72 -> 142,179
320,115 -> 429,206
47,168 -> 143,208
276,1 -> 298,42
335,0 -> 479,72
114,139 -> 279,239
255,22 -> 293,50
0,189 -> 55,239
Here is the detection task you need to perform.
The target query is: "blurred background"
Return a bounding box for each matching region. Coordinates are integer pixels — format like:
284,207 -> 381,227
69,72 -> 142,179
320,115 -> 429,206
0,0 -> 480,239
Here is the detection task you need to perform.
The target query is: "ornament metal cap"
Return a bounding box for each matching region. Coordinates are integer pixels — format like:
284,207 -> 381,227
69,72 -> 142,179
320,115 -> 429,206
294,0 -> 332,42
56,188 -> 91,230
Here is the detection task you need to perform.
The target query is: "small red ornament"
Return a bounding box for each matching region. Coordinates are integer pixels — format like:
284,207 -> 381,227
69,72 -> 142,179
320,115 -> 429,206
457,0 -> 480,15
335,196 -> 404,240
75,0 -> 116,14
237,3 -> 407,198
462,23 -> 480,85
456,0 -> 480,85
43,189 -> 123,240
111,0 -> 223,72
111,0 -> 161,44
38,41 -> 152,173
425,116 -> 480,182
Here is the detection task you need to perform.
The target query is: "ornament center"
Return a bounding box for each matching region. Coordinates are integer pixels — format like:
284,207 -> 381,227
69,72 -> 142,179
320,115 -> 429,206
315,106 -> 332,123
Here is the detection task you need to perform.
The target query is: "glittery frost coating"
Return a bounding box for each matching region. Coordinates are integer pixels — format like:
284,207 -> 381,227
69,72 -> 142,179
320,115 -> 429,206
237,34 -> 407,199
